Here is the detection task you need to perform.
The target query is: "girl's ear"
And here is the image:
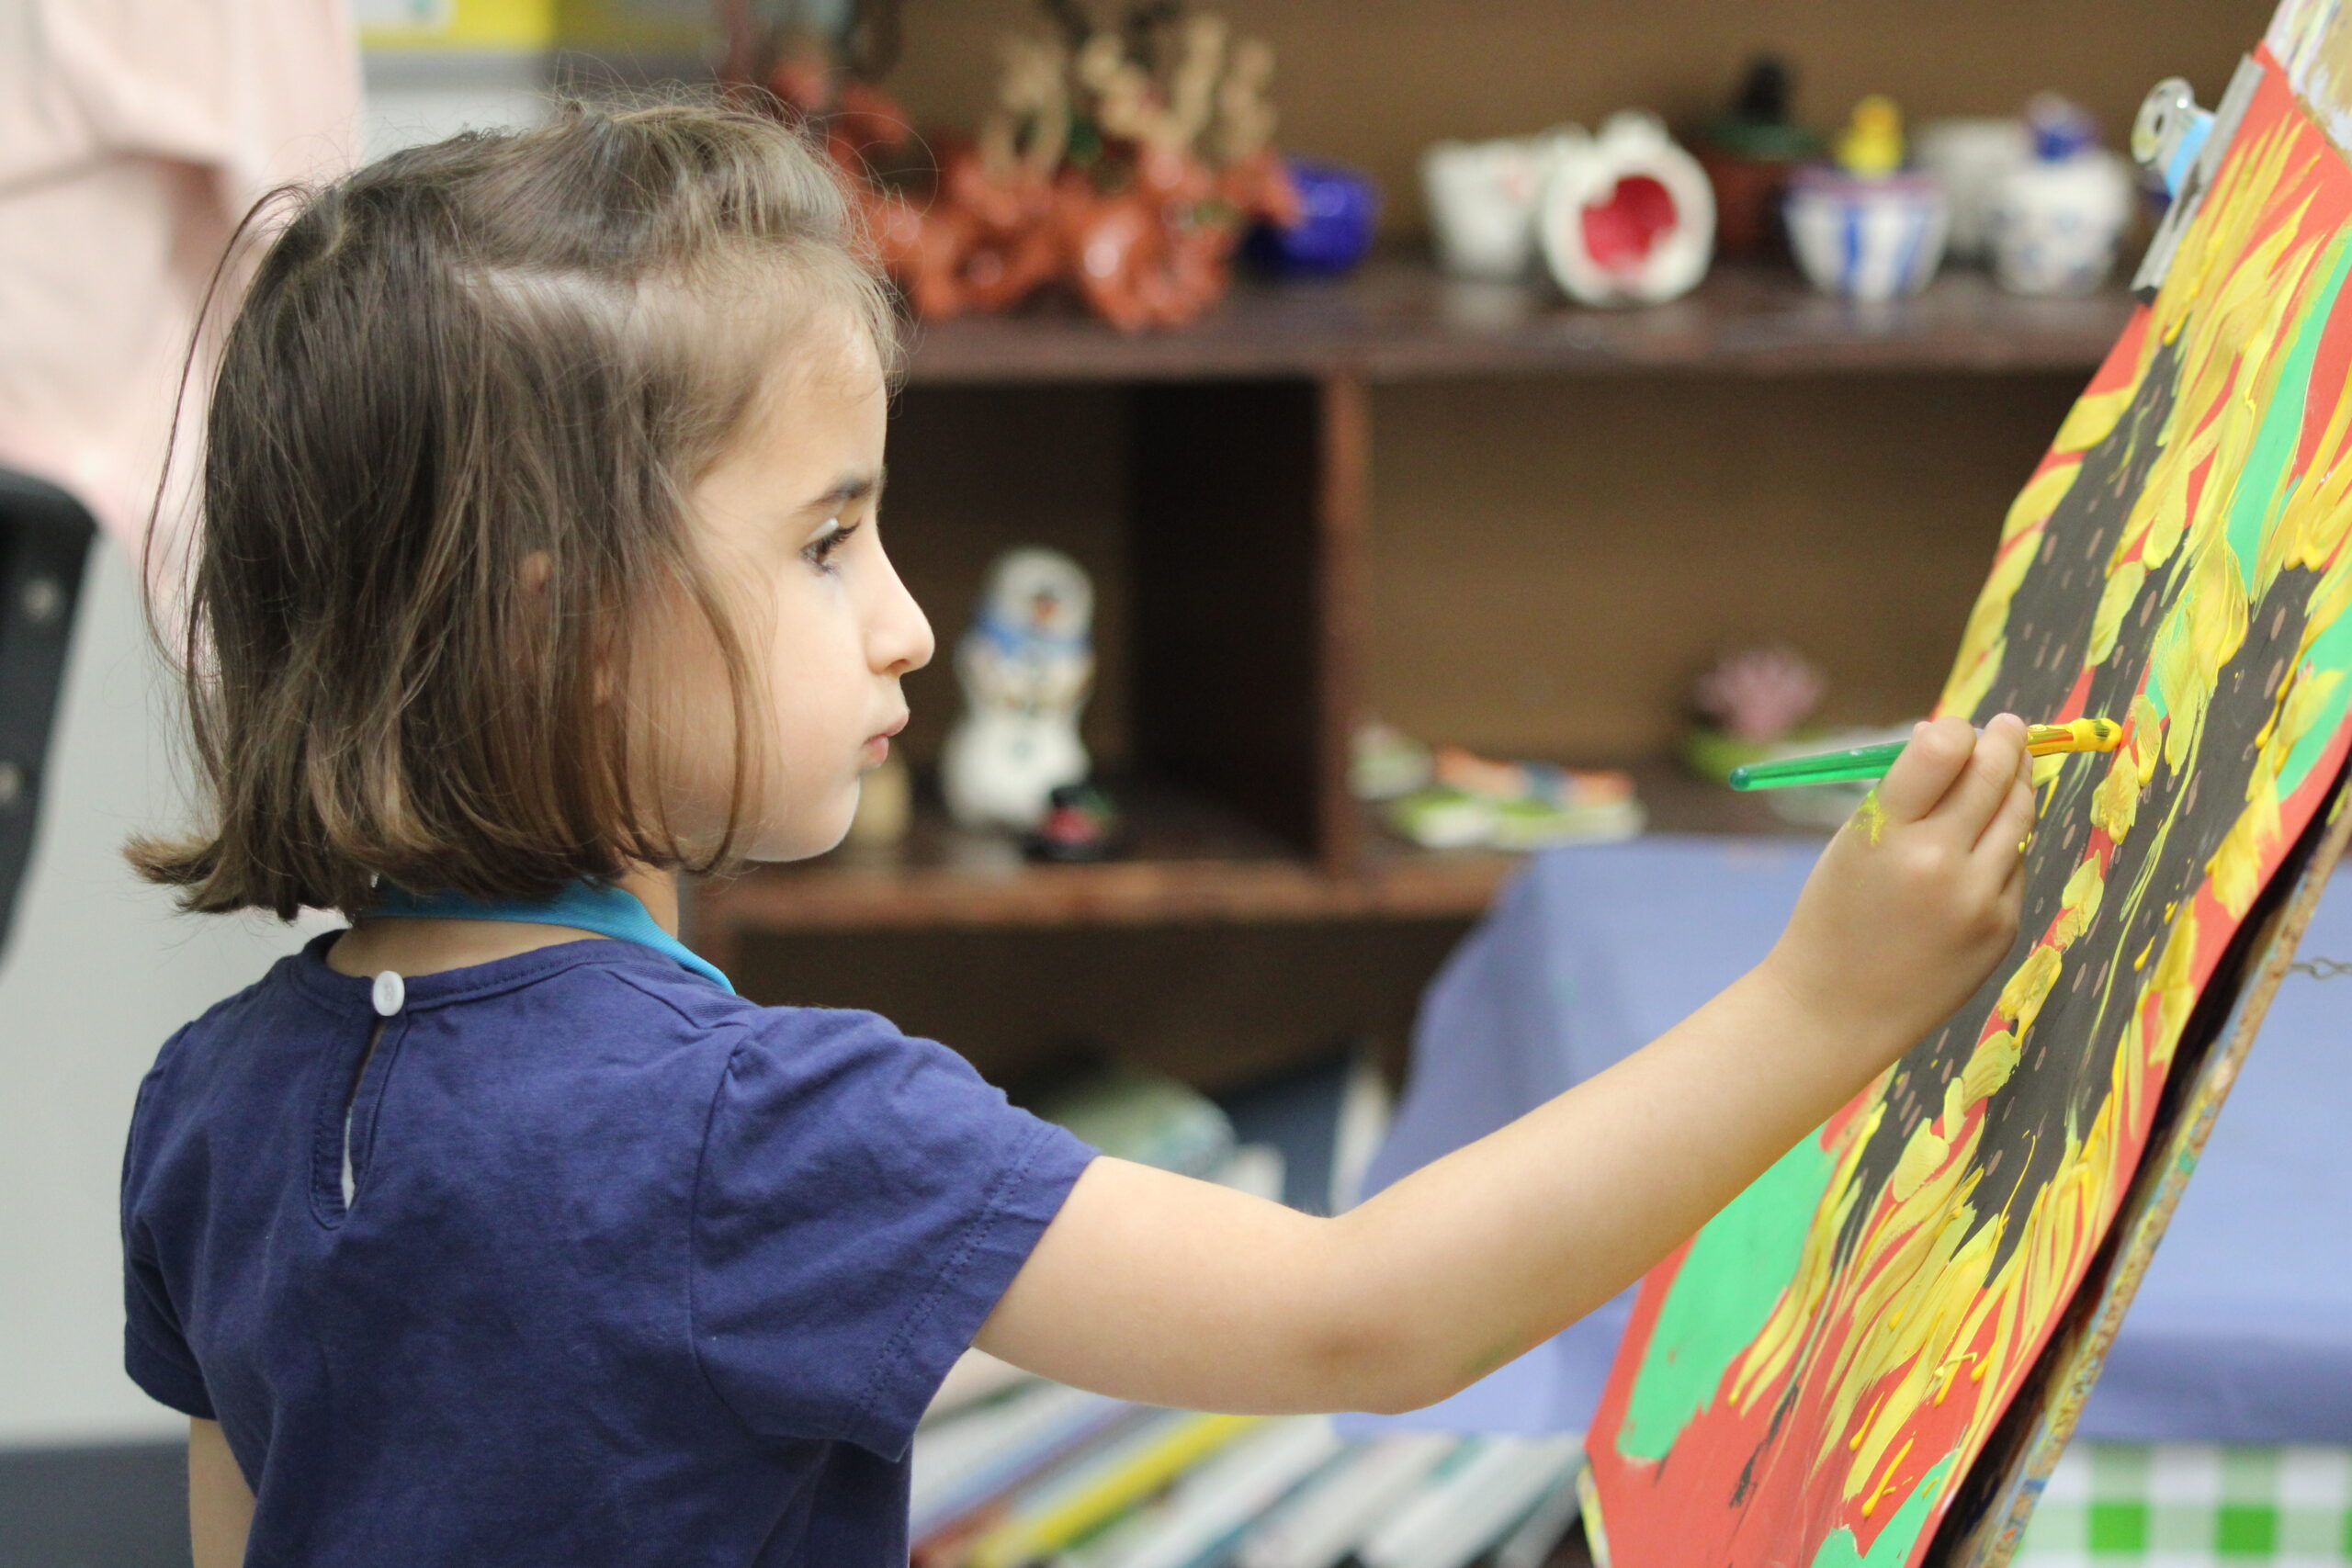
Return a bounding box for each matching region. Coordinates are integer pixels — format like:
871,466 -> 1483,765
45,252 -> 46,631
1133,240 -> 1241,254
519,549 -> 553,594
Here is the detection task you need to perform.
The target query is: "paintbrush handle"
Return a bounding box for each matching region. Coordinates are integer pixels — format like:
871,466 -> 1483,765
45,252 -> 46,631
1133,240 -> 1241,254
1728,742 -> 1906,791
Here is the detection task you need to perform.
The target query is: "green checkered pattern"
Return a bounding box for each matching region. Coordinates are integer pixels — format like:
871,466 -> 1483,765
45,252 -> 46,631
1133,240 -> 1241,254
2014,1444 -> 2352,1566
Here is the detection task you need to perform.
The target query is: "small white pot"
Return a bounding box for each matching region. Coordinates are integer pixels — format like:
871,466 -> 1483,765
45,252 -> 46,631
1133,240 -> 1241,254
1988,151 -> 2136,296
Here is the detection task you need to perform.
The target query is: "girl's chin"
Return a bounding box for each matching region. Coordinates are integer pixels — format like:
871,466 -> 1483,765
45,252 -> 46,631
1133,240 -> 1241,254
743,789 -> 861,864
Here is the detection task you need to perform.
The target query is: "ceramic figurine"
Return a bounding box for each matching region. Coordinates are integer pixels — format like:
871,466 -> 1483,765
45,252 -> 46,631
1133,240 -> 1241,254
1694,57 -> 1821,258
1987,96 -> 2136,297
1785,96 -> 1950,301
1915,117 -> 2032,261
1536,111 -> 1716,306
942,547 -> 1096,832
1023,781 -> 1124,862
1832,94 -> 1905,176
1421,131 -> 1575,280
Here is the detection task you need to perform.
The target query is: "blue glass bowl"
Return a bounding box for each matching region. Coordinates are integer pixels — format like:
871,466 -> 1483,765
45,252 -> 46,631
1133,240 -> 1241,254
1246,156 -> 1380,276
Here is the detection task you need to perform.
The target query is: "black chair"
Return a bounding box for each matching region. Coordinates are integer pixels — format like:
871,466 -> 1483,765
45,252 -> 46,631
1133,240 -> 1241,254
0,468 -> 96,964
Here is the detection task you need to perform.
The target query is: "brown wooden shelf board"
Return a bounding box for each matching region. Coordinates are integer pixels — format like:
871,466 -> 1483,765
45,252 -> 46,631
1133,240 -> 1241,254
901,256 -> 2136,386
690,761 -> 1831,939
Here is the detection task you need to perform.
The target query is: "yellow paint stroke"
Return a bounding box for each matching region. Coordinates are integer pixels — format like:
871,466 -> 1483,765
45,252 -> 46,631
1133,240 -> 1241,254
2088,561 -> 2150,666
2051,859 -> 2108,946
1862,1436 -> 1917,1518
2153,540 -> 2252,771
2052,384 -> 2136,455
1996,946 -> 2064,1034
2091,705 -> 2165,844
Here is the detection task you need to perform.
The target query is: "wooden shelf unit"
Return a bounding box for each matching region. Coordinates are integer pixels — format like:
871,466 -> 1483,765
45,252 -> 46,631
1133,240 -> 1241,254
685,258 -> 2128,962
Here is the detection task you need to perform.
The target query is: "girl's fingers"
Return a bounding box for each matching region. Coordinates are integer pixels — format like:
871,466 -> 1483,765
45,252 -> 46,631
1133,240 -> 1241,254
1932,714 -> 2030,843
1995,850 -> 2027,930
1973,771 -> 2040,884
1875,716 -> 1979,825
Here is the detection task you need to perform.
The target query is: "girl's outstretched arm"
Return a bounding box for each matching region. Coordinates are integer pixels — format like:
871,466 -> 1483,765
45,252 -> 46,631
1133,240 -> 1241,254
189,1418 -> 254,1568
974,716 -> 2035,1416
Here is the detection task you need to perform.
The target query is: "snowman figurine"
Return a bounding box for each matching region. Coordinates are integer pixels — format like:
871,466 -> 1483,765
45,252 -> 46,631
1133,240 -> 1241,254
941,547 -> 1096,831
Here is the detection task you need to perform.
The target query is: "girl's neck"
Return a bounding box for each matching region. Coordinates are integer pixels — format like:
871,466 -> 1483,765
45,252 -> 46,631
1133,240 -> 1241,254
324,863 -> 680,980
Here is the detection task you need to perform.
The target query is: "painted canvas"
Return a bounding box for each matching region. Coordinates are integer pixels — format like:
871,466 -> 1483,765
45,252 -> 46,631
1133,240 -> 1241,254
1582,26 -> 2352,1568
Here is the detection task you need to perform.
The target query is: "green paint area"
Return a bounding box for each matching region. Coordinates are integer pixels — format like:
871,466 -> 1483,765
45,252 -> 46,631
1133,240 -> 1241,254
2241,234 -> 2352,800
1616,1131 -> 1838,1462
1808,1458 -> 1956,1568
2279,613 -> 2352,798
2224,235 -> 2352,593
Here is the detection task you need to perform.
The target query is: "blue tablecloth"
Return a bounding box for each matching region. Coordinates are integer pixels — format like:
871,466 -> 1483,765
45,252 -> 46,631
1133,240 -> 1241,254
1352,836 -> 2352,1443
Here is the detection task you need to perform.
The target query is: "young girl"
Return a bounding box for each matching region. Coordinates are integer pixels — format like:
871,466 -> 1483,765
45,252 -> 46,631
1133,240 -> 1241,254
119,103 -> 2036,1567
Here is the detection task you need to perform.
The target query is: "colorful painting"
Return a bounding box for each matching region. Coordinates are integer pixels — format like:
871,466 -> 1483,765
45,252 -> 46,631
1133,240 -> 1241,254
1584,41 -> 2352,1568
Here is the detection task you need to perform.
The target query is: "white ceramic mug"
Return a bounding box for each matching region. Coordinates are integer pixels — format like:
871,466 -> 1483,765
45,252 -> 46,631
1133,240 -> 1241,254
1422,130 -> 1577,280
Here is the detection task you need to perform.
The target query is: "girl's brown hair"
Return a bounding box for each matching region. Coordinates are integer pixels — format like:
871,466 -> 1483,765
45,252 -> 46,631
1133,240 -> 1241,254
126,99 -> 899,920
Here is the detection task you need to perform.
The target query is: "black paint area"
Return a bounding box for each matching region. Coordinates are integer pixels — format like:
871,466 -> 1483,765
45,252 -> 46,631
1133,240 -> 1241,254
1830,331 -> 2326,1279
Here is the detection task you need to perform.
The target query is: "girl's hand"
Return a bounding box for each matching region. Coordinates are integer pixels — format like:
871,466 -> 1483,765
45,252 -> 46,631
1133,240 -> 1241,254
1760,714 -> 2036,1066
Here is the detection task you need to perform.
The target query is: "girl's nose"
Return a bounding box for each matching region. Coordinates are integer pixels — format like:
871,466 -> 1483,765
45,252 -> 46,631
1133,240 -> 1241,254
871,558 -> 934,677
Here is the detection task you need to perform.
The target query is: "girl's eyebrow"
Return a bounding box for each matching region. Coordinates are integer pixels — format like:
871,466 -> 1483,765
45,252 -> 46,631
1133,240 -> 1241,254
802,466 -> 886,513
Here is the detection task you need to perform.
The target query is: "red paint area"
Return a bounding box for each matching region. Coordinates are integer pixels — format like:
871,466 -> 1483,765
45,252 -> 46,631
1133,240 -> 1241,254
2088,307 -> 2154,400
1582,175 -> 1679,273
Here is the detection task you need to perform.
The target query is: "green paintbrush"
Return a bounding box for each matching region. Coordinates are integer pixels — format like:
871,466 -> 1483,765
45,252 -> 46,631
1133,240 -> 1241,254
1727,718 -> 2122,791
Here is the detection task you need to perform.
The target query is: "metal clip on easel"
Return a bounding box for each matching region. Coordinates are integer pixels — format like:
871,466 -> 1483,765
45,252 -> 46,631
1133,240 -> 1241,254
2131,60 -> 2264,297
2133,77 -> 2213,198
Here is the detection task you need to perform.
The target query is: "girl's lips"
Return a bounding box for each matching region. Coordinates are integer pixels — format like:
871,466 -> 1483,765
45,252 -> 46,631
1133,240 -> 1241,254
862,717 -> 905,765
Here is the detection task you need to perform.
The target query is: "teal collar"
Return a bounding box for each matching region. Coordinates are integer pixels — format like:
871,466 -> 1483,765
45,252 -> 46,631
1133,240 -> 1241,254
367,879 -> 734,993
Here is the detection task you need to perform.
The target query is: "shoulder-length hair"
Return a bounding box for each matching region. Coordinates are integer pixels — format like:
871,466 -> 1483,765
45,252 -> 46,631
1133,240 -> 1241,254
127,98 -> 900,919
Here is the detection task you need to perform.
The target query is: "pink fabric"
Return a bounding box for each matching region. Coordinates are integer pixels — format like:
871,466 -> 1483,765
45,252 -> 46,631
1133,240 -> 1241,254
0,0 -> 360,574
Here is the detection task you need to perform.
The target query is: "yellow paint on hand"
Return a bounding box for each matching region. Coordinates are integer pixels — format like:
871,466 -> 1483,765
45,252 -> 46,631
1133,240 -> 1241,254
1854,788 -> 1889,845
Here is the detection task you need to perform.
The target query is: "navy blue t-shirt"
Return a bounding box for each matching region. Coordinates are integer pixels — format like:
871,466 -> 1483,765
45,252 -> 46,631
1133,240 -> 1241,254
119,932 -> 1095,1565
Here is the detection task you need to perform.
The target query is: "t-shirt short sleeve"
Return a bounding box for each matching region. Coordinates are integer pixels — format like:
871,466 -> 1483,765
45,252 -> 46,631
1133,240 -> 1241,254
691,1009 -> 1094,1459
120,1058 -> 216,1420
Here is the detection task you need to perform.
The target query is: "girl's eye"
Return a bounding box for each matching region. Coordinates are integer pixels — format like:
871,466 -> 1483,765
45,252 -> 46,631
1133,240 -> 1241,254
803,516 -> 860,570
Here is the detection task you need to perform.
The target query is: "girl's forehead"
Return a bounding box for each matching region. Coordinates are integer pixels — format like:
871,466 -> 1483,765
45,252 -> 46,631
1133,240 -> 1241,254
706,321 -> 887,498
